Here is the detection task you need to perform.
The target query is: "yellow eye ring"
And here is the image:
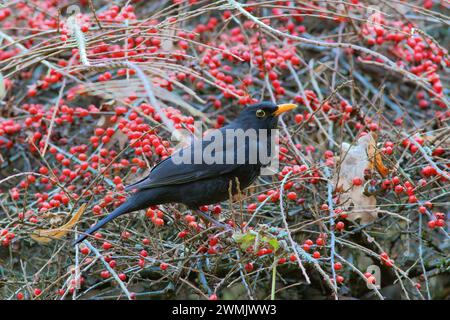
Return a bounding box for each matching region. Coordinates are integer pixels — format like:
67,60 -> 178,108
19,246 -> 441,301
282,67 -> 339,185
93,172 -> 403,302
256,109 -> 266,118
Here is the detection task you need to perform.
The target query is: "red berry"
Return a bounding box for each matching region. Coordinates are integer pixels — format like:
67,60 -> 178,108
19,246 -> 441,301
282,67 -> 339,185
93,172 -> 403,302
287,192 -> 297,200
352,177 -> 363,186
316,238 -> 325,246
80,246 -> 90,255
209,237 -> 219,246
435,212 -> 445,219
257,194 -> 267,202
28,88 -> 37,97
160,263 -> 168,271
102,242 -> 113,250
95,128 -> 105,136
140,250 -> 148,257
154,218 -> 164,226
436,219 -> 445,227
367,276 -> 376,285
178,230 -> 188,238
335,221 -> 345,231
294,114 -> 303,123
257,248 -> 268,256
392,176 -> 400,185
118,273 -> 127,281
394,185 -> 404,194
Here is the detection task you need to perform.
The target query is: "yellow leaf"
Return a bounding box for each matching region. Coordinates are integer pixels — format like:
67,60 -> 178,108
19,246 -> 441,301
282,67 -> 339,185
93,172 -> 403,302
30,204 -> 86,244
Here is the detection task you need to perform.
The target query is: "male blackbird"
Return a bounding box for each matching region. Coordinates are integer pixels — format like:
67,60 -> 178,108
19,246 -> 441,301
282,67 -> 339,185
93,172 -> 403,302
74,102 -> 296,244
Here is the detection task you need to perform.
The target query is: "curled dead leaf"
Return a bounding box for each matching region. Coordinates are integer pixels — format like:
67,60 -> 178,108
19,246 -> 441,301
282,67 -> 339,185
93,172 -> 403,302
334,134 -> 379,224
30,204 -> 86,244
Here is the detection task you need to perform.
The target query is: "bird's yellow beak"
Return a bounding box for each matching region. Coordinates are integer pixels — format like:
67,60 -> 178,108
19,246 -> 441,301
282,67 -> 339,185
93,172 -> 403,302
273,103 -> 297,116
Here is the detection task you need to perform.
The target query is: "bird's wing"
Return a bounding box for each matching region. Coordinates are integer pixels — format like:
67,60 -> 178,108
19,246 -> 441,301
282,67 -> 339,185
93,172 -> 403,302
125,132 -> 249,191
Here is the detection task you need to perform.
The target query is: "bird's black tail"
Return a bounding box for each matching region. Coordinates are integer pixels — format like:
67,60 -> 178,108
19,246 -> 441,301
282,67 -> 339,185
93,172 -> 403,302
73,192 -> 151,245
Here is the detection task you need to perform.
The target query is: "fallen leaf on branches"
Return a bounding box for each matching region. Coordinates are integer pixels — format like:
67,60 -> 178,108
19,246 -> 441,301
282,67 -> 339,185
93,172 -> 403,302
30,204 -> 86,244
334,133 -> 382,224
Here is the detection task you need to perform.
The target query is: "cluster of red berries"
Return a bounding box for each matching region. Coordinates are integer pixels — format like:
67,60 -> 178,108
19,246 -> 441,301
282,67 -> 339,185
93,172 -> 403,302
0,0 -> 448,299
361,11 -> 448,110
0,228 -> 15,247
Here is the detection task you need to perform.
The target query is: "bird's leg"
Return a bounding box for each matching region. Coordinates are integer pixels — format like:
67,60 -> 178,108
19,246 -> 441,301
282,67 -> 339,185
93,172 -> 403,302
194,210 -> 232,231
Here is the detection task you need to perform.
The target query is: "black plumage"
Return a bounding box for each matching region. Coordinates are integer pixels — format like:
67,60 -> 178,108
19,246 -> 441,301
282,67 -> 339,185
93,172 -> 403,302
74,101 -> 296,244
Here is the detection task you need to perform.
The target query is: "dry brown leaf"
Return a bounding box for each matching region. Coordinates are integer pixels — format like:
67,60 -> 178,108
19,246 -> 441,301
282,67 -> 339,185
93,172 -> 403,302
367,133 -> 389,177
96,115 -> 107,127
334,134 -> 378,224
30,204 -> 86,244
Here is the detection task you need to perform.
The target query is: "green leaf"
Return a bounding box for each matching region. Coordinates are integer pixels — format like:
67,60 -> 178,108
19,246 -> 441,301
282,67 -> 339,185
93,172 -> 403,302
262,236 -> 279,250
233,232 -> 256,250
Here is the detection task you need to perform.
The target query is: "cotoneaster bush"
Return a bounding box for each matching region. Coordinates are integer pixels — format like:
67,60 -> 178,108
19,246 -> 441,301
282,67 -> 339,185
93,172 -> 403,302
0,0 -> 448,300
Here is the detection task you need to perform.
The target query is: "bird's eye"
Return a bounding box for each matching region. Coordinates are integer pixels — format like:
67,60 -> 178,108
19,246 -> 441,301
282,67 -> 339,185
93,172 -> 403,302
256,109 -> 266,118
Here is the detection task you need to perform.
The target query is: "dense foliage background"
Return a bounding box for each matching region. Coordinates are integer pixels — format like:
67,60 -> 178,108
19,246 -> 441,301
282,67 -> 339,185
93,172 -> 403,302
0,0 -> 449,300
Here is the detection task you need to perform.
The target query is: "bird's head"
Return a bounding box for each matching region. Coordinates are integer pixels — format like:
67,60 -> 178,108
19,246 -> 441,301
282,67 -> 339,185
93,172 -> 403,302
233,101 -> 297,130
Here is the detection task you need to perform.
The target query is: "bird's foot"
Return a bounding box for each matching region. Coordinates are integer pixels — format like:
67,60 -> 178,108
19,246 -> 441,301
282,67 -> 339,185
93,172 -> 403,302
195,210 -> 232,231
